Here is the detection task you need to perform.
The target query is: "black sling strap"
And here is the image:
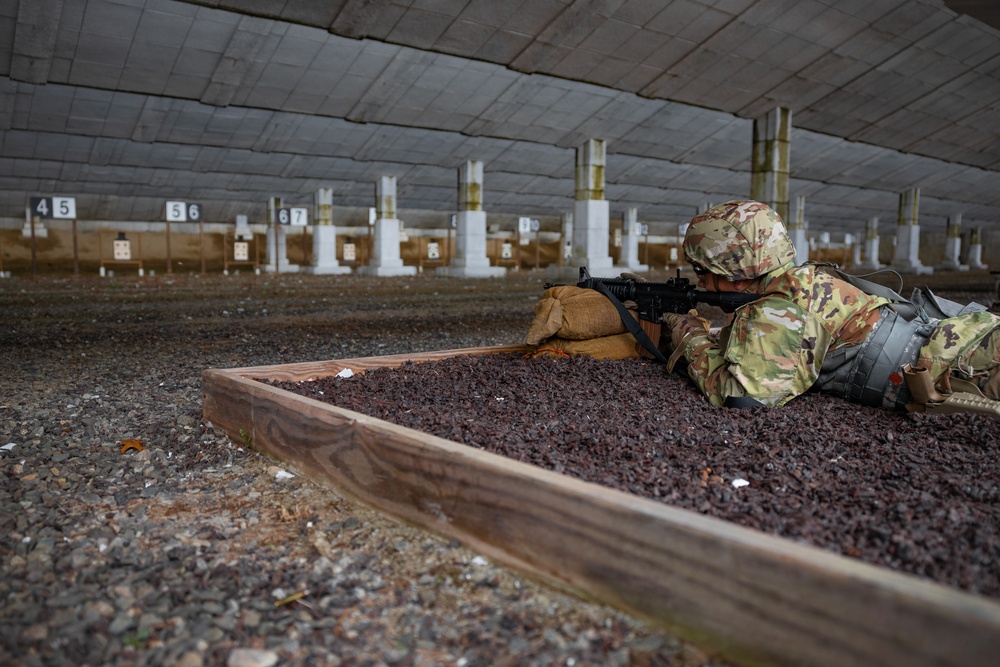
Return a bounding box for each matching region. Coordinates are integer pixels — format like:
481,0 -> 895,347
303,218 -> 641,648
588,279 -> 670,364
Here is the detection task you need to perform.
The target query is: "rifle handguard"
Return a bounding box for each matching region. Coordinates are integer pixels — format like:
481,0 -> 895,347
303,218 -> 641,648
558,267 -> 761,317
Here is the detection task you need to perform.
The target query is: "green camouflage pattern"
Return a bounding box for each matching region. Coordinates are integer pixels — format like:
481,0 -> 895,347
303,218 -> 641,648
684,200 -> 797,280
675,265 -> 888,407
918,310 -> 1000,387
673,264 -> 1000,407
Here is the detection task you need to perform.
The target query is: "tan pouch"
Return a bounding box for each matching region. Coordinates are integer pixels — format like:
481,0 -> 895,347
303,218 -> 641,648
903,364 -> 1000,418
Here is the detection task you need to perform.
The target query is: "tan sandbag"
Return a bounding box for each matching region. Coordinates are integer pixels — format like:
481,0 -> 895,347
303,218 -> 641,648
524,285 -> 636,345
531,333 -> 641,360
525,296 -> 564,345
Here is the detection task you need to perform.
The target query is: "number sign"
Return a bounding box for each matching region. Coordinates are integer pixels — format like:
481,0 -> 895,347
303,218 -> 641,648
30,196 -> 76,219
277,208 -> 308,226
166,201 -> 202,222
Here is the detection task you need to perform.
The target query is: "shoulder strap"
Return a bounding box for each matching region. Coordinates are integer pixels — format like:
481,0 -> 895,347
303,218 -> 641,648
588,280 -> 669,363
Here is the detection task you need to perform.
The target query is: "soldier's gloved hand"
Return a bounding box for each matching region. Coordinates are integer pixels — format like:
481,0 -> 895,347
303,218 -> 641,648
619,272 -> 648,282
663,309 -> 711,350
662,311 -> 686,333
662,310 -> 710,372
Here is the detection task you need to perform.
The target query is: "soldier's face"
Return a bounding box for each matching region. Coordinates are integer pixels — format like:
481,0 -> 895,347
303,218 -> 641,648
692,263 -> 711,289
699,271 -> 749,294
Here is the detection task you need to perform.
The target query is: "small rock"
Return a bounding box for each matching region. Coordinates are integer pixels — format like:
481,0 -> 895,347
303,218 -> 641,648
175,651 -> 204,667
21,624 -> 48,641
241,610 -> 262,629
227,648 -> 279,667
108,611 -> 135,634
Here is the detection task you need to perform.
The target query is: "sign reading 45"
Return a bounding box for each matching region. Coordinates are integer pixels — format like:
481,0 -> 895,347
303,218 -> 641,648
31,196 -> 77,219
165,201 -> 202,222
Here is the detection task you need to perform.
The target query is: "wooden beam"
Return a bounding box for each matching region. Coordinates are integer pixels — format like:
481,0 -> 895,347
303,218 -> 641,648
203,345 -> 1000,667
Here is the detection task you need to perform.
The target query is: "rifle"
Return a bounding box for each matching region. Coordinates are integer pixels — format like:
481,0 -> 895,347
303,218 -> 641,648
545,267 -> 761,361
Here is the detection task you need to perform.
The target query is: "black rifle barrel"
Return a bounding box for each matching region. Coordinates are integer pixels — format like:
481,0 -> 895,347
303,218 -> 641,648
544,268 -> 761,314
579,275 -> 759,313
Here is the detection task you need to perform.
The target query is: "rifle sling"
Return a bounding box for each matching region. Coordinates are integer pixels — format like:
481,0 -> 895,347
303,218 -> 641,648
588,280 -> 669,364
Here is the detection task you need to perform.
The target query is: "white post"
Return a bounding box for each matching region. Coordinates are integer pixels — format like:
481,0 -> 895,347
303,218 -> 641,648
937,213 -> 968,271
357,176 -> 416,277
850,233 -> 862,268
548,139 -> 612,281
305,187 -> 350,274
438,161 -> 505,278
891,188 -> 932,274
616,208 -> 647,271
856,217 -> 882,271
968,226 -> 988,270
789,195 -> 809,265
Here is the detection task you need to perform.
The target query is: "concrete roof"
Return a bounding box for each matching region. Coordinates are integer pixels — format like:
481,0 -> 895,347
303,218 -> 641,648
2,0 -> 1000,234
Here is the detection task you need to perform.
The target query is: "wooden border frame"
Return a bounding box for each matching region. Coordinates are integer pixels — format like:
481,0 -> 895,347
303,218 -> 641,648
203,345 -> 1000,666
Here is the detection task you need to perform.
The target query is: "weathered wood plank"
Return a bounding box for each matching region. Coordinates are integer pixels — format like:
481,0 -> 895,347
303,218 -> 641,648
216,344 -> 529,382
202,347 -> 1000,667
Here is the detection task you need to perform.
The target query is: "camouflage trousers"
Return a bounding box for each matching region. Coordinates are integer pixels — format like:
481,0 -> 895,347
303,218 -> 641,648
965,325 -> 1000,399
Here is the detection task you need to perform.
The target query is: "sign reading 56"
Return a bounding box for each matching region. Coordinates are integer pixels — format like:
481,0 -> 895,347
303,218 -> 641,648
165,201 -> 202,222
31,196 -> 76,219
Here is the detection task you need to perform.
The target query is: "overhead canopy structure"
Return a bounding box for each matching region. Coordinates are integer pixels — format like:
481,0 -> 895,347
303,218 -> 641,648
1,0 -> 999,234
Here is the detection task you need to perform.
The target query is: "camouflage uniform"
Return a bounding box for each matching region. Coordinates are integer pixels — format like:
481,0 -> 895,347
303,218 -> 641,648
671,200 -> 1000,409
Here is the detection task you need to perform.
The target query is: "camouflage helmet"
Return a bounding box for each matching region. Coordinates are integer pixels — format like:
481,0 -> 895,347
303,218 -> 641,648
683,200 -> 796,280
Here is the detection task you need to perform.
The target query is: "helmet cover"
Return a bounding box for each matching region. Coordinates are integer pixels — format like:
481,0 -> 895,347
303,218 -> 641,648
683,200 -> 796,280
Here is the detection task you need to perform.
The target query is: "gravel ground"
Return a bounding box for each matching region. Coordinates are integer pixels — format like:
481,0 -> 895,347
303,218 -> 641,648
1,271 -> 743,667
275,354 -> 1000,600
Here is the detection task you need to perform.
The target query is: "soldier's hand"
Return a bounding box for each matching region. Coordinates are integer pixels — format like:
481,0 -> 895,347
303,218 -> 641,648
663,309 -> 711,349
619,272 -> 648,282
662,312 -> 687,331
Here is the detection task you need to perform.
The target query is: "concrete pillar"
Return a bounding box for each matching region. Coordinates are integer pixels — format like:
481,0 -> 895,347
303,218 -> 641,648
788,195 -> 809,265
938,213 -> 969,271
856,217 -> 882,270
891,188 -> 932,274
968,226 -> 988,270
851,233 -> 862,268
616,208 -> 648,271
304,187 -> 350,275
751,107 -> 791,222
548,139 -> 613,281
438,161 -> 505,278
357,176 -> 417,277
264,197 -> 299,273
